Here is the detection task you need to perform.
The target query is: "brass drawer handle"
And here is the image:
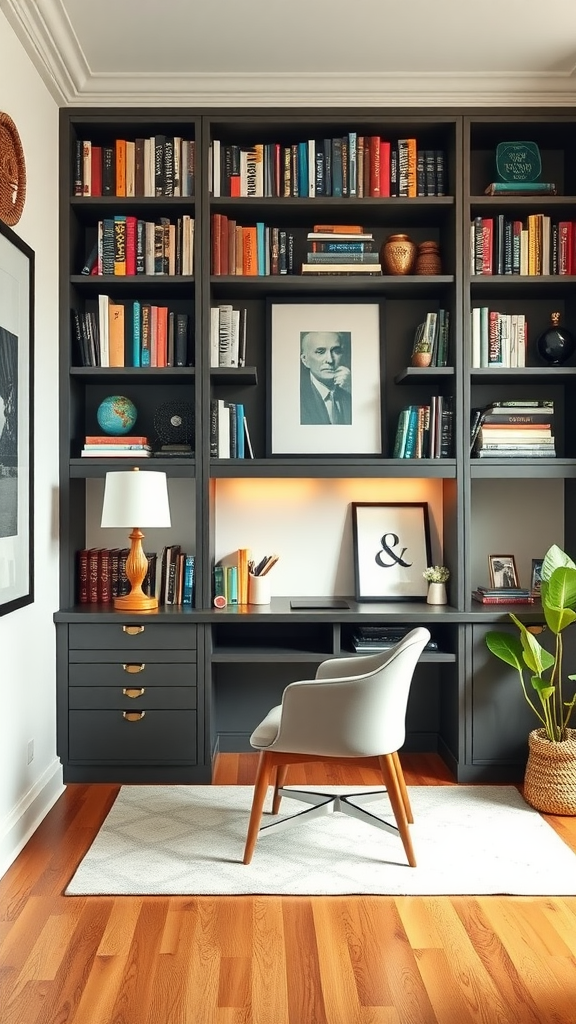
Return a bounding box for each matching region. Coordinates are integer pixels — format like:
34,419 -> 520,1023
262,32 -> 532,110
123,625 -> 145,635
122,663 -> 146,673
123,687 -> 145,698
123,711 -> 146,722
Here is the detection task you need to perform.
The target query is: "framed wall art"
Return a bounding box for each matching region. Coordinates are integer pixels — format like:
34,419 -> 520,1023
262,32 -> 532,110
267,299 -> 383,456
352,502 -> 431,601
0,220 -> 34,615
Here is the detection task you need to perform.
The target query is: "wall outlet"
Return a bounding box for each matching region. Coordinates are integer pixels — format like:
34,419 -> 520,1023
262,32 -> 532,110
27,739 -> 34,764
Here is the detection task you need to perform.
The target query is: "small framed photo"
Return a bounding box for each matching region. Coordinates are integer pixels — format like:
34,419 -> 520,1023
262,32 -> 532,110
267,299 -> 384,456
352,502 -> 432,602
530,558 -> 544,595
488,554 -> 519,590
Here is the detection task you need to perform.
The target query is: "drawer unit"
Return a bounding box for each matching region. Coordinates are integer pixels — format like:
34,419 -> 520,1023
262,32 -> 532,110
61,621 -> 200,776
68,623 -> 197,652
69,710 -> 198,762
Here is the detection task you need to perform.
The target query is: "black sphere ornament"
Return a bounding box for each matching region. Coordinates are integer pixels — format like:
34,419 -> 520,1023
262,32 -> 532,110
536,312 -> 576,366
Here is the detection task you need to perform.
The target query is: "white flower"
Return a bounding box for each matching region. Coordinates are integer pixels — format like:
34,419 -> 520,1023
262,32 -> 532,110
423,565 -> 450,583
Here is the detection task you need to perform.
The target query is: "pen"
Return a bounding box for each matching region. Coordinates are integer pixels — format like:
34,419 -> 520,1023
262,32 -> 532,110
260,554 -> 279,576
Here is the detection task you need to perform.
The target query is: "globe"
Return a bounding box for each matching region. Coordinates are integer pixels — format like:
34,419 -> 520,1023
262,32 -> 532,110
96,395 -> 138,435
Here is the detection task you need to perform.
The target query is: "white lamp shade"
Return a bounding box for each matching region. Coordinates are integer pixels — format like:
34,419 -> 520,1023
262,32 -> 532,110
101,470 -> 171,528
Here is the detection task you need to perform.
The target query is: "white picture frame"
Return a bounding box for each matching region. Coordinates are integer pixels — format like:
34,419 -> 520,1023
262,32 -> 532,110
267,299 -> 383,456
352,502 -> 432,601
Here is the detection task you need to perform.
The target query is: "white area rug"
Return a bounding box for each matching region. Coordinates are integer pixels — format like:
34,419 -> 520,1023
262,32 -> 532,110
65,785 -> 576,896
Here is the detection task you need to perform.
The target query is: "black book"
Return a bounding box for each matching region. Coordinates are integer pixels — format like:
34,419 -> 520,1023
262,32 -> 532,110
80,240 -> 98,276
175,313 -> 189,366
154,135 -> 165,197
73,140 -> 83,196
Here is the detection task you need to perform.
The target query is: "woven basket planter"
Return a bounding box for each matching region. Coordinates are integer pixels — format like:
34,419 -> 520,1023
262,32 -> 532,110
523,728 -> 576,815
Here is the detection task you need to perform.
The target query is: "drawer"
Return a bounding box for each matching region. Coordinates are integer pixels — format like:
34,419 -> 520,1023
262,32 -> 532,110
69,662 -> 196,688
69,686 -> 197,710
69,710 -> 197,763
68,623 -> 197,652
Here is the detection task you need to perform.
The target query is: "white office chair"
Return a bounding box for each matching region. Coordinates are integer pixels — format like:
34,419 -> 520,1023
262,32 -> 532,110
243,626 -> 431,867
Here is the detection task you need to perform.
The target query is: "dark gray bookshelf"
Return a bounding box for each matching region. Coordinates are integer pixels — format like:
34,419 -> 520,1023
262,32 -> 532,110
54,106 -> 576,785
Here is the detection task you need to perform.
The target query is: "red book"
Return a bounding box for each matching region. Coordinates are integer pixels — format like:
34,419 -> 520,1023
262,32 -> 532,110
85,435 -> 149,444
482,218 -> 493,275
211,213 -> 222,275
90,145 -> 102,196
368,136 -> 381,197
77,549 -> 89,603
125,215 -> 137,276
219,214 -> 229,276
379,140 -> 391,197
558,221 -> 572,275
99,548 -> 112,604
88,549 -> 101,603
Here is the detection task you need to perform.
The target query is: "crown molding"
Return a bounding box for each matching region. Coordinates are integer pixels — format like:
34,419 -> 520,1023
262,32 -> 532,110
2,0 -> 576,108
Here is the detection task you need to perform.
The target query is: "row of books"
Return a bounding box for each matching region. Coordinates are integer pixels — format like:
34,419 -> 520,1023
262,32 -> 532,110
213,548 -> 252,606
81,215 -> 194,277
412,309 -> 451,367
81,436 -> 152,459
470,401 -> 555,459
470,215 -> 576,277
472,586 -> 535,605
392,397 -> 454,459
303,227 -> 381,276
470,309 -> 527,368
211,214 -> 296,276
210,305 -> 247,368
71,303 -> 190,368
210,400 -> 253,459
210,137 -> 446,198
74,137 -> 196,198
78,547 -> 195,605
351,626 -> 439,652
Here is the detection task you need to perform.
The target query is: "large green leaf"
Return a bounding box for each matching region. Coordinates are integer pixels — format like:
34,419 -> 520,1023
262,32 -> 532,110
509,613 -> 554,674
485,631 -> 524,669
544,566 -> 576,614
542,545 -> 576,582
530,674 -> 555,701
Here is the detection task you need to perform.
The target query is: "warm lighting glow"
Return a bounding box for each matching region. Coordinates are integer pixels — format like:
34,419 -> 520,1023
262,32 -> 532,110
101,469 -> 171,611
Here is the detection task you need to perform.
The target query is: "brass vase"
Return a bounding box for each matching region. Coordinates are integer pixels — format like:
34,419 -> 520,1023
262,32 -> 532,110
381,233 -> 417,275
414,240 -> 442,276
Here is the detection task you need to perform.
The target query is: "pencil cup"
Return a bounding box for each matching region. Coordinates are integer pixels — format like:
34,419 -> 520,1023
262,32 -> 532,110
248,574 -> 271,605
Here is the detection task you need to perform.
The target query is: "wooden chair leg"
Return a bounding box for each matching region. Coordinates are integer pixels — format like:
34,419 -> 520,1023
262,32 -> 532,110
391,749 -> 413,824
272,764 -> 289,814
379,754 -> 416,868
243,752 -> 274,864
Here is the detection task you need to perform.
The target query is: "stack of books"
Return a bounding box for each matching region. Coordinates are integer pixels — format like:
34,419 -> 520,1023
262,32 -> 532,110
302,225 -> 381,276
81,435 -> 152,457
471,401 -> 555,459
351,626 -> 438,652
472,586 -> 535,605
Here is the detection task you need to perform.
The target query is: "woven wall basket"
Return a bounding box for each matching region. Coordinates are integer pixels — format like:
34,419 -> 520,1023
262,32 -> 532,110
0,112 -> 26,226
523,728 -> 576,815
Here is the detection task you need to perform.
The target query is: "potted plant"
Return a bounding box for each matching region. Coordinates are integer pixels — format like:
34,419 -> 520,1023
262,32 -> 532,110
410,322 -> 433,367
423,565 -> 449,604
485,543 -> 576,814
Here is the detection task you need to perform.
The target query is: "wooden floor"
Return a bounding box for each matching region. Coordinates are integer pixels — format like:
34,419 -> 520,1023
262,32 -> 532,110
1,753 -> 576,1024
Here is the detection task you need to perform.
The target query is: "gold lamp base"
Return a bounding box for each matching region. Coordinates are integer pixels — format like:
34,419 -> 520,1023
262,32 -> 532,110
113,527 -> 158,612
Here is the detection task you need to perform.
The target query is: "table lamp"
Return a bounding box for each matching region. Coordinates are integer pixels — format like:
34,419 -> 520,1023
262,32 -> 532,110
101,468 -> 171,611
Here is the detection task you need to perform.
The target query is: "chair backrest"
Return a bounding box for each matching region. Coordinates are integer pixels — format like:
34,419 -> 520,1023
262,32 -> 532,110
269,626 -> 431,758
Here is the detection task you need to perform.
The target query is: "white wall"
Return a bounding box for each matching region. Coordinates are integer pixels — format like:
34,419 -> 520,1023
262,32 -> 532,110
0,10 -> 62,876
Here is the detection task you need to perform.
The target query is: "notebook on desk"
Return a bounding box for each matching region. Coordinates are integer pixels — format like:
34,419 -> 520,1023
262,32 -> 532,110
290,599 -> 350,610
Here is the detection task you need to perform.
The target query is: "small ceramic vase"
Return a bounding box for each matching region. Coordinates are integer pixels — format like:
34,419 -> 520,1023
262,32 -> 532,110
414,240 -> 442,276
381,233 -> 417,275
427,582 -> 447,605
536,312 -> 576,366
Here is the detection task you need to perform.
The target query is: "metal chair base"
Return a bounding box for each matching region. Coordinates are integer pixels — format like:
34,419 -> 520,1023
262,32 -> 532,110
258,787 -> 399,839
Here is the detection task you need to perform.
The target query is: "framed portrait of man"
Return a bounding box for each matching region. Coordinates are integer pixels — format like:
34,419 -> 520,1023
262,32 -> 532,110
267,299 -> 384,456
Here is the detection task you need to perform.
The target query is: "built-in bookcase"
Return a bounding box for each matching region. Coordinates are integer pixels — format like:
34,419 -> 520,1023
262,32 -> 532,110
55,107 -> 576,785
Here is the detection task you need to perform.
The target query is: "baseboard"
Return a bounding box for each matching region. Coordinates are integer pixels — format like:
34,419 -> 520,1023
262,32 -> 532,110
0,759 -> 65,879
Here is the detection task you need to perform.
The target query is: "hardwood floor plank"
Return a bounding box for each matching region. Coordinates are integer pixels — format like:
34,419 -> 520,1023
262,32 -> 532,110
341,898 -> 395,1006
282,898 -> 329,1024
217,955 -> 251,1008
312,900 -> 364,1022
146,905 -> 200,1024
250,897 -> 288,1024
369,900 -> 438,1023
395,897 -> 443,950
